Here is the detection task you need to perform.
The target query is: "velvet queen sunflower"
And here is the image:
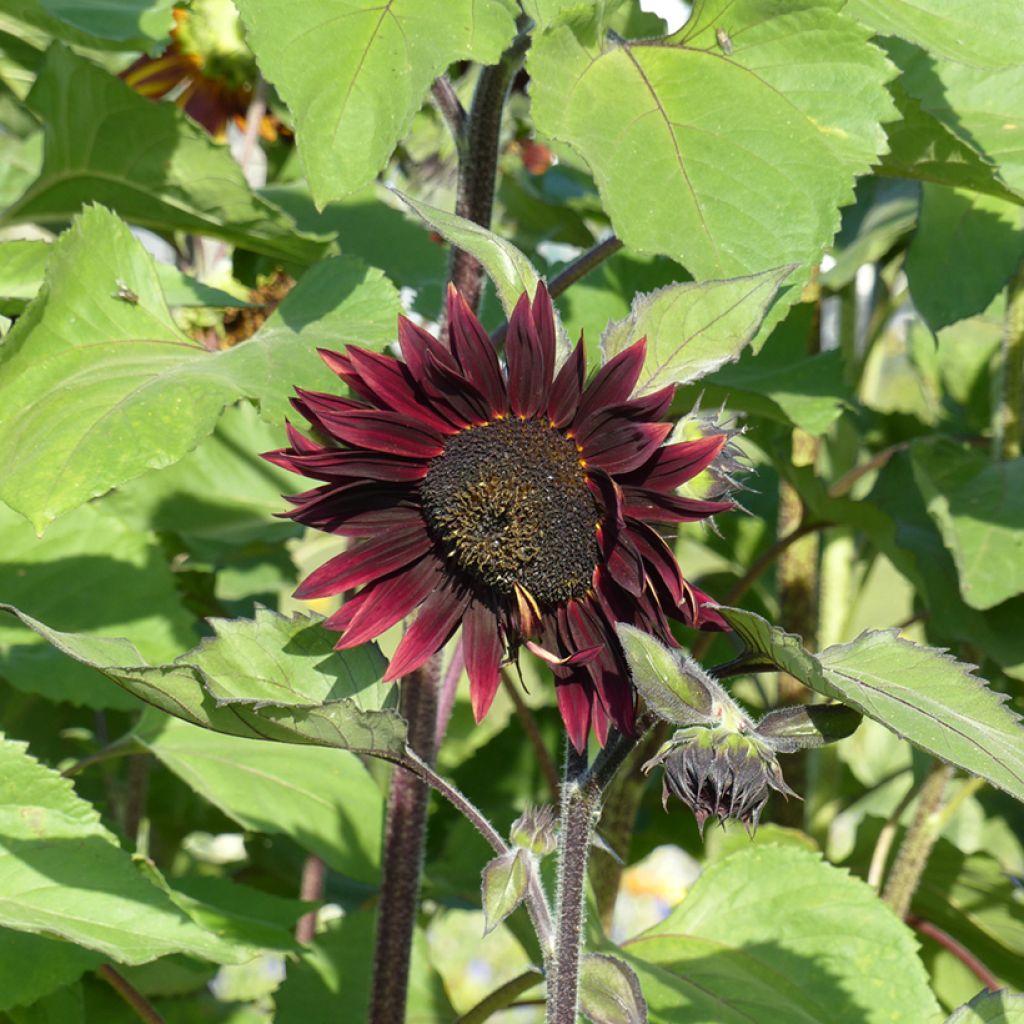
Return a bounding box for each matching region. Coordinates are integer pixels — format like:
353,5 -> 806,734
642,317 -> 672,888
266,285 -> 734,749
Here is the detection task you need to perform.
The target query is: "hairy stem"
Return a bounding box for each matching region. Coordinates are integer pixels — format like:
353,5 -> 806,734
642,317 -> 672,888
866,776 -> 920,892
449,29 -> 530,312
430,75 -> 467,149
547,745 -> 595,1024
882,760 -> 955,918
995,257 -> 1024,460
456,969 -> 545,1024
369,664 -> 439,1024
98,965 -> 166,1024
295,854 -> 325,944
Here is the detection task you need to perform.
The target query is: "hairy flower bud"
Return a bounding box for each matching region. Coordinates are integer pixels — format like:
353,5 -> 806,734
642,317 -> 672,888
510,804 -> 557,857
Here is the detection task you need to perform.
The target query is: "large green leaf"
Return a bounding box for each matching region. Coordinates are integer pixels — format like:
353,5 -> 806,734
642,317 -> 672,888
135,715 -> 384,883
624,844 -> 938,1023
602,267 -> 794,393
0,205 -> 398,532
1,45 -> 325,262
0,930 -> 99,1014
0,604 -> 405,754
0,502 -> 195,710
0,0 -> 174,50
234,0 -> 517,204
910,439 -> 1024,610
905,185 -> 1024,331
943,992 -> 1024,1024
0,735 -> 254,965
529,1 -> 896,280
715,605 -> 1024,804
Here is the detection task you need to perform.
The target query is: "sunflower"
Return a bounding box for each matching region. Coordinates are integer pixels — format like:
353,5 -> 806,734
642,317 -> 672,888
266,285 -> 733,749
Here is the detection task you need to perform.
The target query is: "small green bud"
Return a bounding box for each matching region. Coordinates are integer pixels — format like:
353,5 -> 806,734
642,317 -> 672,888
510,805 -> 557,857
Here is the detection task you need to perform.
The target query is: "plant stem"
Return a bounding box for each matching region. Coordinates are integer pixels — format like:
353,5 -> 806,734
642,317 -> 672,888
547,745 -> 595,1024
368,664 -> 439,1024
994,257 -> 1024,460
882,760 -> 955,918
549,236 -> 624,299
906,916 -> 999,992
455,969 -> 545,1024
866,776 -> 920,892
98,965 -> 166,1024
430,76 -> 467,150
501,668 -> 560,799
295,854 -> 325,944
449,28 -> 530,312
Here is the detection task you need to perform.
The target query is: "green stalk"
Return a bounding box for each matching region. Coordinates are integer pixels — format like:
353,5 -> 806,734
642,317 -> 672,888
994,257 -> 1024,460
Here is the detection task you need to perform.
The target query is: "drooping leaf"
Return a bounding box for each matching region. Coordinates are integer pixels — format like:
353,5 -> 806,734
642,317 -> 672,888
1,45 -> 326,262
0,604 -> 406,755
529,2 -> 897,280
0,931 -> 99,1014
906,185 -> 1024,331
0,205 -> 398,532
601,267 -> 794,392
481,849 -> 529,935
0,736 -> 254,965
234,0 -> 518,204
943,991 -> 1024,1024
625,844 -> 938,1022
0,502 -> 196,710
715,605 -> 1024,804
579,953 -> 647,1024
135,715 -> 385,883
910,438 -> 1024,610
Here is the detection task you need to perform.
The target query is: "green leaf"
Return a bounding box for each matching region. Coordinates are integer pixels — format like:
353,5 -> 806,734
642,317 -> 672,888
0,0 -> 174,50
1,45 -> 326,263
136,715 -> 385,883
756,705 -> 863,752
615,624 -> 713,726
234,0 -> 517,203
274,912 -> 454,1023
0,931 -> 99,1014
0,205 -> 398,532
0,735 -> 254,965
529,3 -> 897,280
625,844 -> 938,1022
716,605 -> 1024,804
579,953 -> 647,1024
911,438 -> 1024,610
906,185 -> 1024,331
944,991 -> 1024,1024
6,981 -> 84,1024
0,501 -> 196,710
602,267 -> 795,392
481,849 -> 529,935
0,604 -> 406,754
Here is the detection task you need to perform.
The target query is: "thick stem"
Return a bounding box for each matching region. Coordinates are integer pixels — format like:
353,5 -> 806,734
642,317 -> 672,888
430,76 -> 467,149
456,969 -> 545,1024
882,760 -> 955,919
368,665 -> 439,1024
547,746 -> 595,1024
449,30 -> 530,312
98,965 -> 166,1024
295,854 -> 325,944
994,257 -> 1024,460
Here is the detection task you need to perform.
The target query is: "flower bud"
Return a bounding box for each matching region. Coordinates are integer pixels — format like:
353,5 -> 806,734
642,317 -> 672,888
510,804 -> 557,857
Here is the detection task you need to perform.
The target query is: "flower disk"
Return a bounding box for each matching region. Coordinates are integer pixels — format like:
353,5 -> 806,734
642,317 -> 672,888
266,283 -> 734,749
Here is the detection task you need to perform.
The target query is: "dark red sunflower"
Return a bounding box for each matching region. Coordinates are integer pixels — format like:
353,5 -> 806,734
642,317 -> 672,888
265,284 -> 733,750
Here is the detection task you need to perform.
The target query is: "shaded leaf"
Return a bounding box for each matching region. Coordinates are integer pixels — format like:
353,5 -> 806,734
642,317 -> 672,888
0,604 -> 406,755
481,849 -> 529,935
529,3 -> 897,279
2,0 -> 174,50
2,45 -> 325,261
235,0 -> 517,203
944,991 -> 1024,1024
0,931 -> 99,1014
716,605 -> 1024,803
625,844 -> 938,1022
0,735 -> 253,964
580,953 -> 647,1024
601,267 -> 795,393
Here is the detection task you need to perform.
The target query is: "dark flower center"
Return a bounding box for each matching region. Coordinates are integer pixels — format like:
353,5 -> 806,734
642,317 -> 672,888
420,417 -> 600,605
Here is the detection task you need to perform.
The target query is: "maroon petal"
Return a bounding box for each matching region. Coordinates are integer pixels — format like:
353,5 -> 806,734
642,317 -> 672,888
332,505 -> 425,538
398,315 -> 458,378
548,336 -> 586,428
628,520 -> 684,604
447,285 -> 508,415
567,601 -> 634,735
603,534 -> 645,597
464,601 -> 503,722
605,384 -> 676,423
574,338 -> 647,426
556,677 -> 592,753
591,696 -> 610,746
622,434 -> 728,490
587,470 -> 625,531
336,556 -> 442,648
384,585 -> 471,681
689,583 -> 730,631
506,292 -> 548,417
622,487 -> 734,523
286,421 -> 319,454
294,527 -> 432,599
265,449 -> 428,483
332,410 -> 444,459
423,348 -> 493,427
530,282 -> 558,383
581,420 -> 672,475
